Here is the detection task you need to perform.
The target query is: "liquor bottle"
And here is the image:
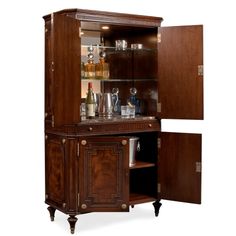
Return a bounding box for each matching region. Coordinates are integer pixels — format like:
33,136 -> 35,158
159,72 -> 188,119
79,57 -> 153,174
85,82 -> 95,119
95,50 -> 109,79
84,46 -> 95,79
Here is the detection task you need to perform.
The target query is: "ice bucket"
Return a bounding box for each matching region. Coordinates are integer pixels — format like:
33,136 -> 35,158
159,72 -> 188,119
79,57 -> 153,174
129,137 -> 140,167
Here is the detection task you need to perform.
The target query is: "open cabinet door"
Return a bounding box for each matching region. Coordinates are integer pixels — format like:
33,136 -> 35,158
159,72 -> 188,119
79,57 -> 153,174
158,132 -> 201,204
52,13 -> 81,126
158,25 -> 203,119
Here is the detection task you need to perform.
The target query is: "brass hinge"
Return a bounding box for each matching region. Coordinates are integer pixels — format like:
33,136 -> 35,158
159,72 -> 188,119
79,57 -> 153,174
77,143 -> 80,157
157,138 -> 161,149
157,33 -> 161,43
158,183 -> 161,193
79,27 -> 82,38
51,115 -> 55,127
198,65 -> 204,76
51,61 -> 55,72
78,193 -> 80,207
157,103 -> 161,113
196,162 -> 201,173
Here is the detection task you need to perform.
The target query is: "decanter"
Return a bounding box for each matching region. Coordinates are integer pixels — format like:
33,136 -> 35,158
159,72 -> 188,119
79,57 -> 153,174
84,45 -> 95,79
127,87 -> 141,114
95,50 -> 109,79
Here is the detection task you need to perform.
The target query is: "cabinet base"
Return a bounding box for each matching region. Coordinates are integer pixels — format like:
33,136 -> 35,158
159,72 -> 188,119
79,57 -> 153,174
47,202 -> 161,233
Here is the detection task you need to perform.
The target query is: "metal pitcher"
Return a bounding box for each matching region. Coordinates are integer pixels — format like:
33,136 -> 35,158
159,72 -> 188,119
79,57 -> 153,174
98,93 -> 113,118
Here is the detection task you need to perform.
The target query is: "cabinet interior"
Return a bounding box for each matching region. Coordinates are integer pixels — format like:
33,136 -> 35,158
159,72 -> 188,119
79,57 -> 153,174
129,132 -> 158,203
110,132 -> 158,203
81,21 -> 158,117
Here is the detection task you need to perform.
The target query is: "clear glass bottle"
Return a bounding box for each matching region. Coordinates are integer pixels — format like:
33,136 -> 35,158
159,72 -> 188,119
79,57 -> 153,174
84,46 -> 95,79
95,50 -> 109,79
85,82 -> 95,119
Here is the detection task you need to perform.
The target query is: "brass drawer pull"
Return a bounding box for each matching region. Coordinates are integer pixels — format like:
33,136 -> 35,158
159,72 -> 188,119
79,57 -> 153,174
81,140 -> 87,146
122,140 -> 127,146
88,127 -> 93,131
148,124 -> 152,128
81,204 -> 87,209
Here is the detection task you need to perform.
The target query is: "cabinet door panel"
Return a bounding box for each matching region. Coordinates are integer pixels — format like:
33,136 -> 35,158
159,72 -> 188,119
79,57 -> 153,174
79,137 -> 129,212
52,13 -> 81,126
158,132 -> 201,204
158,25 -> 203,119
45,137 -> 66,207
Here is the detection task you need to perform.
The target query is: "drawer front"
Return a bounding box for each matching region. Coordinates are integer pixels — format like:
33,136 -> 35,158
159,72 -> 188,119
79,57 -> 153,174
77,120 -> 160,136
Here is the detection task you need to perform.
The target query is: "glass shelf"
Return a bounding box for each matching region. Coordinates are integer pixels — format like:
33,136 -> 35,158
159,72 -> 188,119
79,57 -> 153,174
81,44 -> 157,52
80,115 -> 156,124
81,77 -> 157,82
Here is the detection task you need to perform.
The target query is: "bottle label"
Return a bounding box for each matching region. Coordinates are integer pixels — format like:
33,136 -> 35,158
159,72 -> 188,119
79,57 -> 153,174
86,104 -> 95,117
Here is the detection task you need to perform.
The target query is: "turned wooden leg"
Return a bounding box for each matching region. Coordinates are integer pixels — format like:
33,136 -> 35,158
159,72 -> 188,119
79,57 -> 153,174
47,206 -> 56,221
67,215 -> 78,234
153,200 -> 162,217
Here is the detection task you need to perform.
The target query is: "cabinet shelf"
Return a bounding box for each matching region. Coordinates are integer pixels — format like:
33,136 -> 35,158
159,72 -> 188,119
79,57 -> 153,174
81,78 -> 157,81
130,161 -> 155,169
81,44 -> 157,52
129,193 -> 156,205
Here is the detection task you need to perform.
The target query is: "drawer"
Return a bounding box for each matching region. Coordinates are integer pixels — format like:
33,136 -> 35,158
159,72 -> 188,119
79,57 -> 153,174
76,120 -> 160,136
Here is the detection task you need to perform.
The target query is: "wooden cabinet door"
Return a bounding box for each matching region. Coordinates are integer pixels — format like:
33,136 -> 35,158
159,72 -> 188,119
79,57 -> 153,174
45,136 -> 67,208
158,132 -> 201,204
51,13 -> 81,127
79,137 -> 129,212
158,25 -> 203,119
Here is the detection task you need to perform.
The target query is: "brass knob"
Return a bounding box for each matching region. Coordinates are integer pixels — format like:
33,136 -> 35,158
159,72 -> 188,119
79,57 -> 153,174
121,204 -> 127,209
121,140 -> 127,146
81,140 -> 87,146
148,124 -> 152,128
81,204 -> 87,209
88,127 -> 93,131
62,203 -> 66,208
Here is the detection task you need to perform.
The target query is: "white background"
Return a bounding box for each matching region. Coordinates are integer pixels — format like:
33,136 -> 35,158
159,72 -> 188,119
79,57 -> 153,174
0,0 -> 236,235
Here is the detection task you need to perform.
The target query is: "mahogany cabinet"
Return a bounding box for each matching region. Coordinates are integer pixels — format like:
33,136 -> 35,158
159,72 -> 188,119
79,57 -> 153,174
43,9 -> 203,233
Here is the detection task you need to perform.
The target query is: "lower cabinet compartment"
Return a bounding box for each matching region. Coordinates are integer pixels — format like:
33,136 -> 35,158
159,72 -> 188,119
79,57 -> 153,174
130,167 -> 157,205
